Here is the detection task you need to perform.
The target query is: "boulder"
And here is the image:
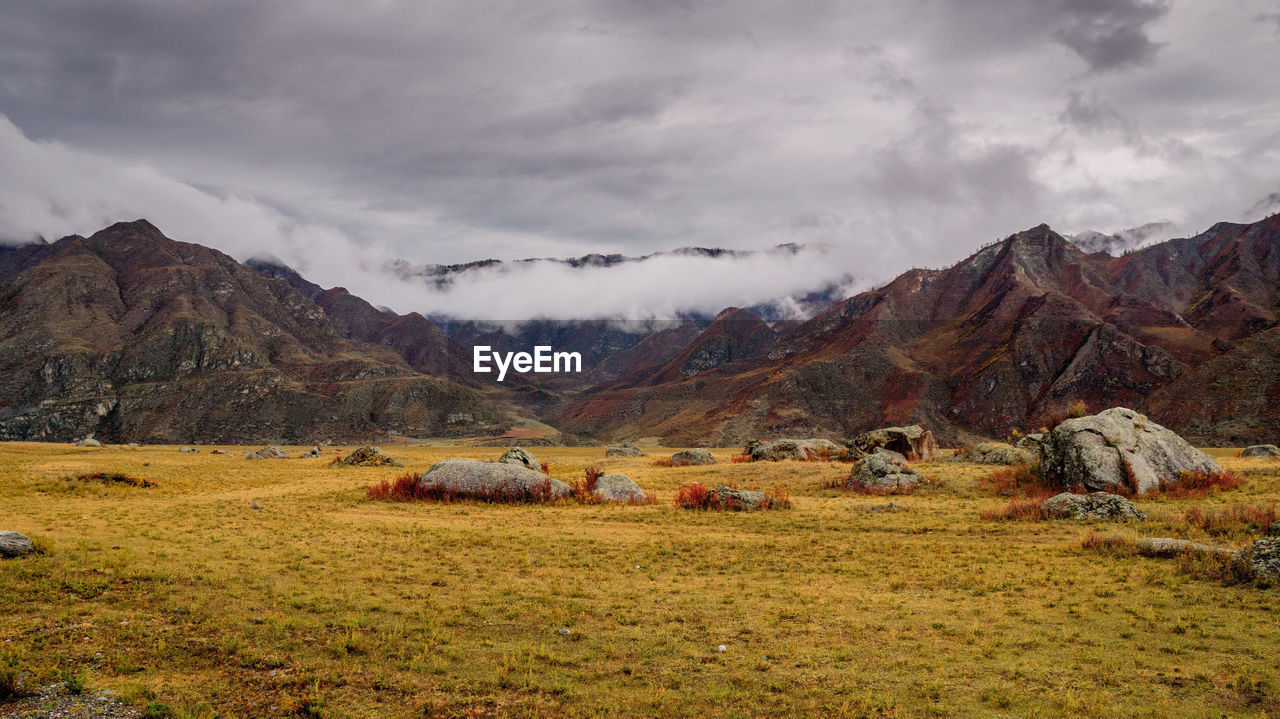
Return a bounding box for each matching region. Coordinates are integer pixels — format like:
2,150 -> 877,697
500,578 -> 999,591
1236,538 -> 1280,582
592,473 -> 647,503
748,438 -> 844,462
710,486 -> 780,511
499,447 -> 540,470
75,437 -> 100,447
0,531 -> 36,559
1015,434 -> 1045,455
1136,537 -> 1235,559
1043,492 -> 1147,521
605,442 -> 646,458
846,453 -> 922,491
333,445 -> 402,467
850,425 -> 938,462
957,442 -> 1035,465
872,447 -> 908,463
210,449 -> 229,455
1242,444 -> 1280,458
416,458 -> 570,501
245,445 -> 289,460
1269,520 -> 1280,537
179,446 -> 198,453
671,448 -> 716,466
300,446 -> 322,458
1041,407 -> 1221,494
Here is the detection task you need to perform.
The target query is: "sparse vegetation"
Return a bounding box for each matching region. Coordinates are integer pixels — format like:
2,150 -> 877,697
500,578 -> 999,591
73,471 -> 156,488
980,498 -> 1050,521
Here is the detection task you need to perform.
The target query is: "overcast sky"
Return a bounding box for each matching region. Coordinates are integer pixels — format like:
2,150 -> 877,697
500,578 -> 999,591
1,0 -> 1278,319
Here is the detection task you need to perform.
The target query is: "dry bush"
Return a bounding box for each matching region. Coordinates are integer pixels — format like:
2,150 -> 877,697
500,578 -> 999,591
74,471 -> 155,488
652,458 -> 675,468
1181,503 -> 1276,536
981,498 -> 1049,521
1080,533 -> 1135,555
977,464 -> 1056,498
672,482 -> 789,510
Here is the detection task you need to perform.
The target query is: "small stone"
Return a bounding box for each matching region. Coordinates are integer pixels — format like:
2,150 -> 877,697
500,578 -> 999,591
717,644 -> 727,653
556,628 -> 572,636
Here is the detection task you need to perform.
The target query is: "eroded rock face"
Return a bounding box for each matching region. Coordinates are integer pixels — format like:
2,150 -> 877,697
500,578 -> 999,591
0,531 -> 36,559
592,473 -> 646,503
1242,444 -> 1280,458
846,453 -> 922,491
333,445 -> 402,467
605,442 -> 645,458
1236,538 -> 1280,582
1041,407 -> 1220,494
499,447 -> 540,470
850,425 -> 938,462
957,442 -> 1034,465
748,438 -> 844,462
416,458 -> 570,501
1043,492 -> 1147,521
671,448 -> 716,466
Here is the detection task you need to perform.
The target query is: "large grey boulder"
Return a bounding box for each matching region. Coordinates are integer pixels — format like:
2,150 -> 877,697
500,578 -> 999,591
592,473 -> 647,503
671,448 -> 716,466
956,442 -> 1034,466
334,445 -> 402,467
1136,537 -> 1235,559
1242,444 -> 1280,458
1236,538 -> 1280,582
499,447 -> 540,470
748,438 -> 844,462
1043,492 -> 1147,521
245,445 -> 289,460
1041,407 -> 1221,494
846,453 -> 922,491
416,458 -> 570,501
850,425 -> 939,462
710,487 -> 780,511
605,442 -> 646,458
75,437 -> 101,447
0,531 -> 36,559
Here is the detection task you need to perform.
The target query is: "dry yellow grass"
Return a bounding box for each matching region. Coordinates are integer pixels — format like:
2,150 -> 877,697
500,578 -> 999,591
1,442 -> 1278,718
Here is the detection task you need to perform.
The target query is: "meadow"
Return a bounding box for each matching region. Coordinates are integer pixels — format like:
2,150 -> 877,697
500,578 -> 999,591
1,442 -> 1278,718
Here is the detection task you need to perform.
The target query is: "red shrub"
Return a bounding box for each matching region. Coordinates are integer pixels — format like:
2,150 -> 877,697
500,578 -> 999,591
1182,503 -> 1276,536
978,464 -> 1056,498
731,454 -> 753,463
674,482 -> 713,509
365,473 -> 422,502
1146,470 -> 1245,499
539,460 -> 551,474
366,472 -> 560,504
652,458 -> 675,467
980,498 -> 1049,521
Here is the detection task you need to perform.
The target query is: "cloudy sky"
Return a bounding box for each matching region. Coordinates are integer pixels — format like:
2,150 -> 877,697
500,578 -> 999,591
1,0 -> 1277,319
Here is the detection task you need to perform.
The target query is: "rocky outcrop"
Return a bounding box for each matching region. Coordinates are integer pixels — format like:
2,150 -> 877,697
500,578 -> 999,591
605,442 -> 646,457
1242,444 -> 1280,458
499,447 -> 540,470
416,458 -> 571,501
846,453 -> 922,491
956,442 -> 1034,465
1236,538 -> 1280,582
1043,492 -> 1147,521
1041,407 -> 1221,494
850,426 -> 938,462
592,473 -> 646,502
709,487 -> 782,511
245,445 -> 289,460
0,531 -> 36,558
747,438 -> 844,462
671,448 -> 716,466
333,445 -> 402,467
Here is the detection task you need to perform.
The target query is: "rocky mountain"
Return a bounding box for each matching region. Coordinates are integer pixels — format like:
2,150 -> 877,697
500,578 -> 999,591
1067,222 -> 1179,256
0,221 -> 509,443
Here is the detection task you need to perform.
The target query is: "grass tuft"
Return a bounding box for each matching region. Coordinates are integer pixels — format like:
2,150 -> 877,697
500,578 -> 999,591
73,471 -> 156,488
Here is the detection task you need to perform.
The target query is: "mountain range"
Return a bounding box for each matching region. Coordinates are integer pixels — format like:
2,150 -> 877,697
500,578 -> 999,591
0,215 -> 1276,445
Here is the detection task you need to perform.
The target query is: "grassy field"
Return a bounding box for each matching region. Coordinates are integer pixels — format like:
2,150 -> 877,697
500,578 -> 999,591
1,442 -> 1278,718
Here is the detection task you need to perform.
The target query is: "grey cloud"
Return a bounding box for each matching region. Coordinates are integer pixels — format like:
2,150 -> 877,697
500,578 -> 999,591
1052,0 -> 1170,72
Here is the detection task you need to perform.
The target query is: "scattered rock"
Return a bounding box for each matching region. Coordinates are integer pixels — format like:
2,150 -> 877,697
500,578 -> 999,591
1015,434 -> 1045,455
592,473 -> 647,503
956,442 -> 1035,465
1041,407 -> 1221,494
244,445 -> 289,460
556,628 -> 572,636
717,644 -> 727,653
210,449 -> 228,455
1242,444 -> 1280,458
250,501 -> 263,510
846,453 -> 922,491
0,530 -> 37,558
605,442 -> 646,457
300,446 -> 322,458
75,437 -> 100,447
1136,537 -> 1235,559
499,446 -> 540,470
748,438 -> 844,462
671,448 -> 716,466
709,486 -> 780,510
1043,492 -> 1147,521
1236,538 -> 1280,582
333,445 -> 402,467
179,446 -> 198,453
0,682 -> 141,719
850,425 -> 939,462
416,458 -> 571,501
